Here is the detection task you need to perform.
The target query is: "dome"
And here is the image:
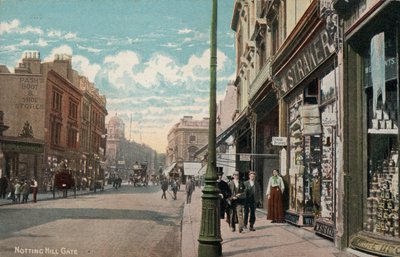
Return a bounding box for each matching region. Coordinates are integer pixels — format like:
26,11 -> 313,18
108,114 -> 124,126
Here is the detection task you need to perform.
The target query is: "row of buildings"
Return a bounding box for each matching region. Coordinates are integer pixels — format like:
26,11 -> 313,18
0,52 -> 108,190
194,0 -> 399,256
0,52 -> 162,191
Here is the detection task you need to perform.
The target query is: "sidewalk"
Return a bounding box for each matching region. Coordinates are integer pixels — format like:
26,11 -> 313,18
182,189 -> 361,257
0,184 -> 114,206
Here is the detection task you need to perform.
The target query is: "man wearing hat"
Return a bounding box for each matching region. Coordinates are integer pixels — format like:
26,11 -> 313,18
228,171 -> 246,233
244,170 -> 262,231
216,167 -> 231,223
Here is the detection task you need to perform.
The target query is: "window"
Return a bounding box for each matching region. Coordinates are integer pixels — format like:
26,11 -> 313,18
189,135 -> 196,142
67,128 -> 78,148
52,90 -> 62,112
51,122 -> 62,146
69,100 -> 78,120
363,31 -> 399,238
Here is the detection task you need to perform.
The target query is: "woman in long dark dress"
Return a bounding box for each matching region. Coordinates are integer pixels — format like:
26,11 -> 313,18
266,169 -> 285,223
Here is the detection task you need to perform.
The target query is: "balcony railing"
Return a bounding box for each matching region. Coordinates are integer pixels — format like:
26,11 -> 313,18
248,58 -> 272,102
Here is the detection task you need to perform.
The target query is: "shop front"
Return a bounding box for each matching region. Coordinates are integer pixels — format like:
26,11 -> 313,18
273,8 -> 339,236
335,0 -> 400,255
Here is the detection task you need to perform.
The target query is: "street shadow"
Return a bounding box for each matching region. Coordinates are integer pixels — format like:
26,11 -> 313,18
222,239 -> 306,256
0,207 -> 182,240
222,233 -> 274,245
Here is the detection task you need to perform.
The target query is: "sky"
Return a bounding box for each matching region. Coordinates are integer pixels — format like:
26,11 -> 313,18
0,0 -> 236,153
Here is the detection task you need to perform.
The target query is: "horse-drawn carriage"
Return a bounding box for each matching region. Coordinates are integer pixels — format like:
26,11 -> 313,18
129,161 -> 148,187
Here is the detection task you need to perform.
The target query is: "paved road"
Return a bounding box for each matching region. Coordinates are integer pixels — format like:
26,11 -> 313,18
0,185 -> 185,257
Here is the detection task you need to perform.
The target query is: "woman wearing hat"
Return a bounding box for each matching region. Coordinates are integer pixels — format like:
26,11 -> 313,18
266,169 -> 285,223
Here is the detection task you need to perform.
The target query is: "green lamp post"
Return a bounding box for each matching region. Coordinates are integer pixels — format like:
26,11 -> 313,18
198,0 -> 222,256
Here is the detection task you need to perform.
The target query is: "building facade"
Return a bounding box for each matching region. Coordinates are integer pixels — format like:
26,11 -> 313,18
230,0 -> 400,254
166,116 -> 209,176
0,52 -> 45,182
0,51 -> 107,192
231,0 -> 341,244
334,0 -> 400,255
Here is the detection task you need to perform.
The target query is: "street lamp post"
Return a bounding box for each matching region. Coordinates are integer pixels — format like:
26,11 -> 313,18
198,0 -> 221,256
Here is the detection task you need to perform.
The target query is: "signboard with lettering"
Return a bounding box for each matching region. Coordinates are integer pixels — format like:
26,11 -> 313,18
272,137 -> 287,146
0,74 -> 46,140
350,233 -> 400,256
276,27 -> 336,95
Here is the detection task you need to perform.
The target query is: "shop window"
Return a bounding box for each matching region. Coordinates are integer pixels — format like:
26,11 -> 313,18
363,31 -> 399,238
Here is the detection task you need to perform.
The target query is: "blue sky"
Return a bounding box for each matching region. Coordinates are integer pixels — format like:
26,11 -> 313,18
0,0 -> 236,152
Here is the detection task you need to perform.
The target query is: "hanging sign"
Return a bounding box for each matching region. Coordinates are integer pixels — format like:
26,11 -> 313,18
272,137 -> 287,146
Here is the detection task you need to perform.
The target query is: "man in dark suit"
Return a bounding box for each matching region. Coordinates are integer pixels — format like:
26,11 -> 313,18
244,170 -> 262,231
216,168 -> 231,223
228,171 -> 246,233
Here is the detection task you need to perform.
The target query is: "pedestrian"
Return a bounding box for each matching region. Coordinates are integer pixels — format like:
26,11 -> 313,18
21,180 -> 30,203
0,175 -> 8,199
31,177 -> 38,203
244,170 -> 262,231
171,180 -> 178,200
266,169 -> 285,223
185,176 -> 195,204
7,177 -> 15,201
14,180 -> 22,204
228,171 -> 246,233
161,177 -> 168,199
216,168 -> 231,223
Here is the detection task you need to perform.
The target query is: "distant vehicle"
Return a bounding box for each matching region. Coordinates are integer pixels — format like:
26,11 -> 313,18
130,161 -> 148,187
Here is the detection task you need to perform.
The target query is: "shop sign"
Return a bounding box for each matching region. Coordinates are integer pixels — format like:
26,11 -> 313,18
285,211 -> 299,224
350,234 -> 400,256
2,141 -> 44,154
277,28 -> 336,95
272,137 -> 287,146
314,220 -> 335,239
117,160 -> 125,165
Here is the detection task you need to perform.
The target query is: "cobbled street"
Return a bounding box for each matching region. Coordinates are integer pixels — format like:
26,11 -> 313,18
0,185 -> 185,257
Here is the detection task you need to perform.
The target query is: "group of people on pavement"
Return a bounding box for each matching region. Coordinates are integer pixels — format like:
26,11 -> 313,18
0,175 -> 38,204
217,168 -> 285,233
158,167 -> 285,233
160,176 -> 180,200
159,175 -> 196,202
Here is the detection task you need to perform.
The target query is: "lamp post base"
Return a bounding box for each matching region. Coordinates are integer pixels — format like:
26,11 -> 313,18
198,183 -> 222,257
198,241 -> 222,257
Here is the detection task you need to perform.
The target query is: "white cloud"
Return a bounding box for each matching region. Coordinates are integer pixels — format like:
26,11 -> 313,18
37,38 -> 48,47
64,32 -> 77,40
19,25 -> 43,35
19,39 -> 30,46
134,54 -> 180,86
103,51 -> 140,89
47,30 -> 62,37
0,19 -> 20,34
72,55 -> 101,82
101,48 -> 230,90
77,44 -> 102,53
160,42 -> 179,48
0,19 -> 44,35
181,49 -> 228,81
178,28 -> 192,34
43,45 -> 73,62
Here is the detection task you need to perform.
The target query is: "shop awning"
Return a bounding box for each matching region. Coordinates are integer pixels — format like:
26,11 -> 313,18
183,162 -> 202,176
163,162 -> 176,176
194,112 -> 248,157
